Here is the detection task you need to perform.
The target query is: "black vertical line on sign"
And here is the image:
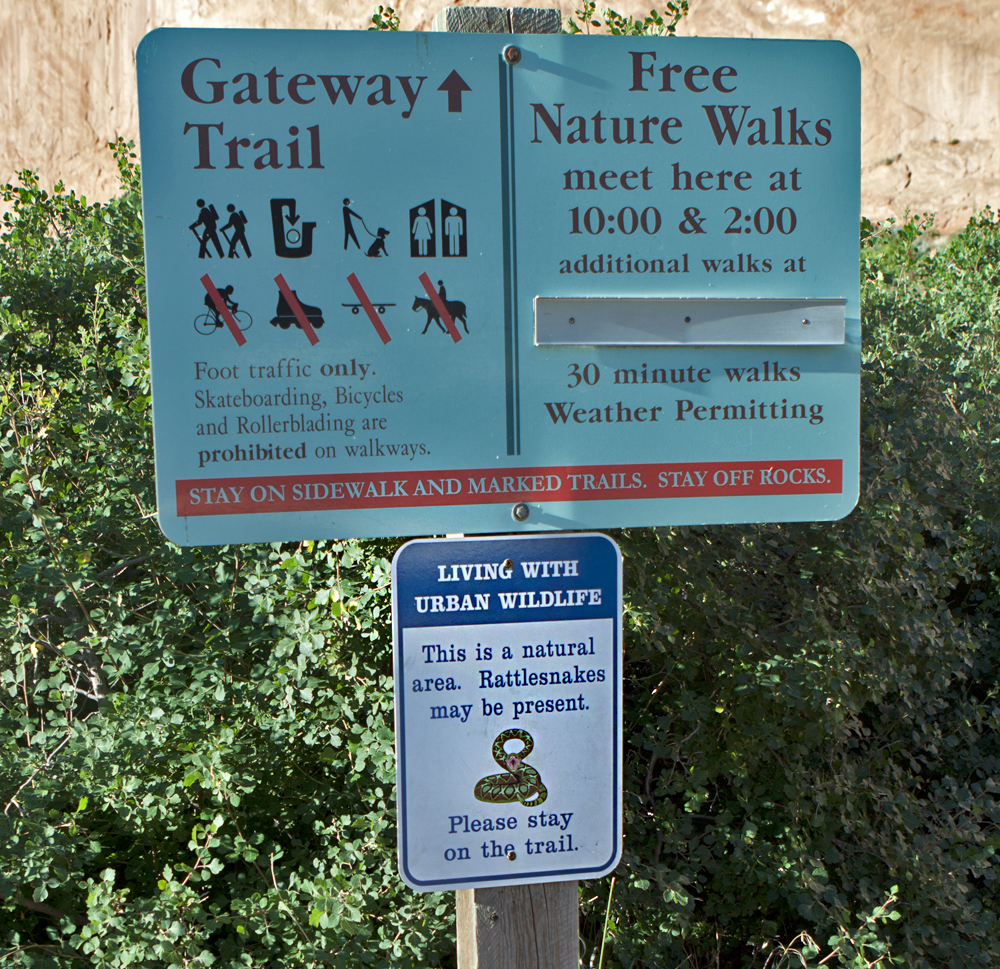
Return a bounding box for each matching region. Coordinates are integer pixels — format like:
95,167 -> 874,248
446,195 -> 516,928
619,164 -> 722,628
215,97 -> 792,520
499,56 -> 520,455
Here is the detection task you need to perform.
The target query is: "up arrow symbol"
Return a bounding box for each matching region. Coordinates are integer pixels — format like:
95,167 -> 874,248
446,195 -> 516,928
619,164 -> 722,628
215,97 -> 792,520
438,70 -> 471,113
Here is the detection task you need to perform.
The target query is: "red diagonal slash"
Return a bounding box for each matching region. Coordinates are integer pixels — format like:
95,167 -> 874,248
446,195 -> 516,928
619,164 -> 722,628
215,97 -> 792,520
200,274 -> 247,346
346,273 -> 391,345
273,274 -> 320,346
418,272 -> 461,343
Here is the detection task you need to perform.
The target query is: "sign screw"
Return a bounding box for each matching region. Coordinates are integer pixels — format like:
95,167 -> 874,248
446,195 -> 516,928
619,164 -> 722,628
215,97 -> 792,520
506,850 -> 517,861
568,317 -> 575,324
684,316 -> 692,323
802,318 -> 811,325
512,503 -> 529,522
503,45 -> 522,65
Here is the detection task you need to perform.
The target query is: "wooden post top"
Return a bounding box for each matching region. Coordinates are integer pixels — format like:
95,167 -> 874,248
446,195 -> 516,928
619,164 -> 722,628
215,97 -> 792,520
431,6 -> 562,34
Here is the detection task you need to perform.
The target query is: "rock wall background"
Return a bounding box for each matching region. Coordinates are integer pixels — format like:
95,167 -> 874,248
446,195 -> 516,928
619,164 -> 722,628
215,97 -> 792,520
674,1 -> 1000,231
1,0 -> 998,230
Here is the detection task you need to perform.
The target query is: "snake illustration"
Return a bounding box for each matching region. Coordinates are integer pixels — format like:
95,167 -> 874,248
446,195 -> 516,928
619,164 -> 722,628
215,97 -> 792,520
473,728 -> 548,807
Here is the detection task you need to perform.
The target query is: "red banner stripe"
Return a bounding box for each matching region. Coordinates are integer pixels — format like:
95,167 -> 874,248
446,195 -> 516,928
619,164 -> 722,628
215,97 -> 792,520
176,459 -> 842,517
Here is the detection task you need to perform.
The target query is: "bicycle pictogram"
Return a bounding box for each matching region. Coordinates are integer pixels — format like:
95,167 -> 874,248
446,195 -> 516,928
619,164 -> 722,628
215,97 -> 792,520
194,283 -> 252,335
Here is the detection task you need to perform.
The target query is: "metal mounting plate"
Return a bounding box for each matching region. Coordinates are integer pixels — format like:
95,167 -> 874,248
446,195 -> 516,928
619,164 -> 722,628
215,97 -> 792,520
534,297 -> 847,346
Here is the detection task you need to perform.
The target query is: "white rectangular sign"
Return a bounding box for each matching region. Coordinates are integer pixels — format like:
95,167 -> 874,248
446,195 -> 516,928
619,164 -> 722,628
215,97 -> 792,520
392,534 -> 622,891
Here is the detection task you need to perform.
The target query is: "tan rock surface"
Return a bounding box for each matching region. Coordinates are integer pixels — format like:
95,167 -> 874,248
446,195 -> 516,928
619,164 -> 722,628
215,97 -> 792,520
2,0 -> 998,230
675,0 -> 1000,231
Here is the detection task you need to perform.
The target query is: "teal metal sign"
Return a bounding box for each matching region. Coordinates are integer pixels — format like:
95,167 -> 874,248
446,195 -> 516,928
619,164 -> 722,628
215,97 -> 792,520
137,29 -> 860,543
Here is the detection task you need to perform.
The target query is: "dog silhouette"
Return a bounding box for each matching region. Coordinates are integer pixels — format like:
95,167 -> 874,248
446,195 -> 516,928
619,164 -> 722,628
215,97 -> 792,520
366,228 -> 389,257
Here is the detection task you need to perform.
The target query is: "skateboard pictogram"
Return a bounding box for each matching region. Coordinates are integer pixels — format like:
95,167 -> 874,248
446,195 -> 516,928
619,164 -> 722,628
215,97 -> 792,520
346,273 -> 392,344
342,301 -> 395,315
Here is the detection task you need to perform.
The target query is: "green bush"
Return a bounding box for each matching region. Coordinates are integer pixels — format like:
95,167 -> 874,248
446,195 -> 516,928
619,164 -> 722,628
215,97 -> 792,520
590,211 -> 1000,969
0,143 -> 453,968
3,159 -> 1000,969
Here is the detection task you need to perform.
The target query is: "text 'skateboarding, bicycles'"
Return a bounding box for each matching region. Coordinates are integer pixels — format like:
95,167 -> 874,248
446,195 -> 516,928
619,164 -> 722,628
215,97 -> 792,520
194,308 -> 253,335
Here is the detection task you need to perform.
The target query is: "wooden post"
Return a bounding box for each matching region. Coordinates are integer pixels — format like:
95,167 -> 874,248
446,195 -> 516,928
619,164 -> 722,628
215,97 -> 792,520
430,14 -> 577,969
431,5 -> 561,34
456,881 -> 580,969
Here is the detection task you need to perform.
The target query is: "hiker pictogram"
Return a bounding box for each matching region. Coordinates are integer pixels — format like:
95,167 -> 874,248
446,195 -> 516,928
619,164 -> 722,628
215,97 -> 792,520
409,201 -> 436,257
189,199 -> 224,259
270,199 -> 315,258
221,204 -> 251,258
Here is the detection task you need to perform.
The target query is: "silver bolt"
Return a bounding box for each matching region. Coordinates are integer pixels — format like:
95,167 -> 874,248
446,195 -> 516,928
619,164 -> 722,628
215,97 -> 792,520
511,503 -> 529,522
802,318 -> 811,325
503,45 -> 521,65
